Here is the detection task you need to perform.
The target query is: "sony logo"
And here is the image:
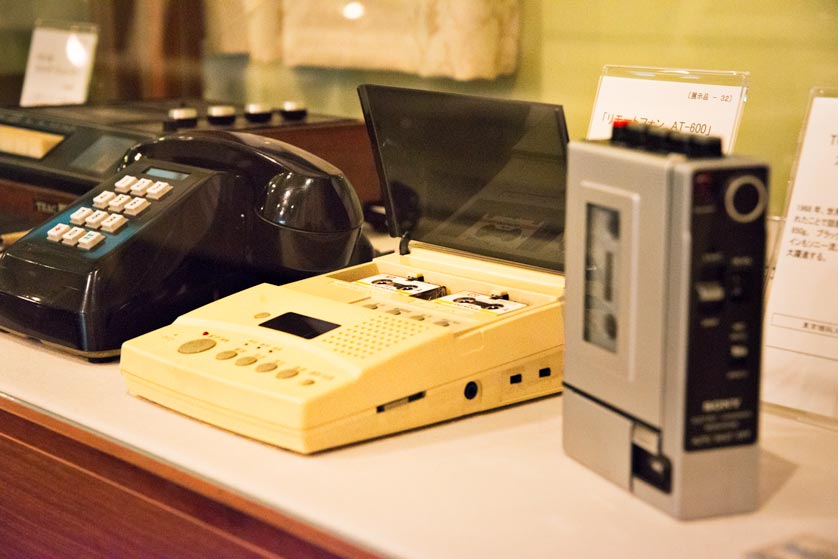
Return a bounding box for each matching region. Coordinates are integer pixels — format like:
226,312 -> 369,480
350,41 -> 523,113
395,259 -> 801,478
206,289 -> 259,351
702,397 -> 742,413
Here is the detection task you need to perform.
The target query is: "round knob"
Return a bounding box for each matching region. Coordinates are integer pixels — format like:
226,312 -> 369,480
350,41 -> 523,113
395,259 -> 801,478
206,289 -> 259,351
279,100 -> 307,121
244,103 -> 273,123
724,175 -> 767,223
207,104 -> 236,125
177,338 -> 216,354
167,107 -> 198,128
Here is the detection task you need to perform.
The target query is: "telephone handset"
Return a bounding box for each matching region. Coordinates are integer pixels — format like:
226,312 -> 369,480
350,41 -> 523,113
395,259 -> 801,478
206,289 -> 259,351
0,131 -> 370,360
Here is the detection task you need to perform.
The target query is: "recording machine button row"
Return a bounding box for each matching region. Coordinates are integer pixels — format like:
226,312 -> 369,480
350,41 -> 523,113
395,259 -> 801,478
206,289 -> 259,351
176,338 -> 322,385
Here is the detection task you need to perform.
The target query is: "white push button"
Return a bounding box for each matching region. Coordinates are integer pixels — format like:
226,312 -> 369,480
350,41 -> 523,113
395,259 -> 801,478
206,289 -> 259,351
47,223 -> 71,242
146,181 -> 173,200
130,178 -> 154,196
61,227 -> 86,246
730,344 -> 749,360
69,207 -> 93,225
100,213 -> 128,233
92,190 -> 116,209
114,175 -> 138,193
123,197 -> 150,216
77,230 -> 105,250
695,281 -> 725,304
84,210 -> 109,229
108,194 -> 132,212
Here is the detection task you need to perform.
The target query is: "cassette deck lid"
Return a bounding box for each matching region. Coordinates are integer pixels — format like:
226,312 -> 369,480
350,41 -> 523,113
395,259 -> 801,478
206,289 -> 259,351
358,85 -> 569,272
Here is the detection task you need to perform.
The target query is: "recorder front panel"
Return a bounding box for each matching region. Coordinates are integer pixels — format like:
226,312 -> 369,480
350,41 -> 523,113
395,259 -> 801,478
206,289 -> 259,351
675,164 -> 766,453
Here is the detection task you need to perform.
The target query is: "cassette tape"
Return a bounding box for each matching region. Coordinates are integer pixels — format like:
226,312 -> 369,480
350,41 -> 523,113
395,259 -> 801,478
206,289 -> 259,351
436,291 -> 527,315
355,273 -> 447,300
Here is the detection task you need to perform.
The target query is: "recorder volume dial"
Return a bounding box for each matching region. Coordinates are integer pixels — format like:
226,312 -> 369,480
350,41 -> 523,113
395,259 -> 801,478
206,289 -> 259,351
724,175 -> 767,223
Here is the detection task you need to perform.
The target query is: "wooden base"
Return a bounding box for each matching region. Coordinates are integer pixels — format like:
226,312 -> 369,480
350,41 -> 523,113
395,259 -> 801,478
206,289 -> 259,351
0,400 -> 381,558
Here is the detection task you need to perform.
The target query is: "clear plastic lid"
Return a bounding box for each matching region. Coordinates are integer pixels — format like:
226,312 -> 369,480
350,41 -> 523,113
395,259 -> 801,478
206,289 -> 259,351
358,85 -> 569,272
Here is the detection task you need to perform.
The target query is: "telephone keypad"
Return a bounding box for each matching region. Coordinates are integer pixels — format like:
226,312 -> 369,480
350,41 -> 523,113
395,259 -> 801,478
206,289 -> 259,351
45,172 -> 177,251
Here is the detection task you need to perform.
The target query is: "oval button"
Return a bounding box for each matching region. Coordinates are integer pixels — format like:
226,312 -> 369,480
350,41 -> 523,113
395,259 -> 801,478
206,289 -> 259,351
178,338 -> 217,354
215,350 -> 237,360
275,368 -> 300,379
235,356 -> 257,366
255,362 -> 278,373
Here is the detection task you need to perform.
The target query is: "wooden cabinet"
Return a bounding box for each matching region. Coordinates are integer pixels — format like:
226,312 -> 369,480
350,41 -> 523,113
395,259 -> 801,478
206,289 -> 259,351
0,401 -> 379,558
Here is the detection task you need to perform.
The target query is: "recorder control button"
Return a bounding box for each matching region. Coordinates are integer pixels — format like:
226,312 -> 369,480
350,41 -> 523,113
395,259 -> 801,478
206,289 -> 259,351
255,362 -> 278,373
275,367 -> 300,379
178,338 -> 217,354
47,223 -> 71,242
215,350 -> 237,360
235,356 -> 257,366
725,175 -> 767,223
695,281 -> 726,307
730,344 -> 749,360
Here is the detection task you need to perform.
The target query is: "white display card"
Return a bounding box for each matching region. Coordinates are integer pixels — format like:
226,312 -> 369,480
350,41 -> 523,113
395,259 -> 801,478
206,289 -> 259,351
763,89 -> 838,419
587,66 -> 749,153
20,21 -> 98,107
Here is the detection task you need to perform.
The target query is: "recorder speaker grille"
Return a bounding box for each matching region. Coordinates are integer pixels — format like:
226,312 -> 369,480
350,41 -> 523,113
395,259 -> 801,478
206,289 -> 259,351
318,315 -> 429,359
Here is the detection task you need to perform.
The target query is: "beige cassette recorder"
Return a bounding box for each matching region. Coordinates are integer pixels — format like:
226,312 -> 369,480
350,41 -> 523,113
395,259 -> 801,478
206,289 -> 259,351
120,85 -> 569,453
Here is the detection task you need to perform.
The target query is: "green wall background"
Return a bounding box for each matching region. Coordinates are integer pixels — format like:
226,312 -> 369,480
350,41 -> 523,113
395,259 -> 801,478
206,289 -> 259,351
214,1 -> 838,215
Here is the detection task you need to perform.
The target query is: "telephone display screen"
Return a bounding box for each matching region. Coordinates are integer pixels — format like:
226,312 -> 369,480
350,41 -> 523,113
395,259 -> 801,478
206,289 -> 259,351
145,167 -> 191,181
259,312 -> 340,339
359,85 -> 570,272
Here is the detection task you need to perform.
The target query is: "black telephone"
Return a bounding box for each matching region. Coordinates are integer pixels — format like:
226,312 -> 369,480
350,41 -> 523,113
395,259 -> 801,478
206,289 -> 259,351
0,131 -> 371,360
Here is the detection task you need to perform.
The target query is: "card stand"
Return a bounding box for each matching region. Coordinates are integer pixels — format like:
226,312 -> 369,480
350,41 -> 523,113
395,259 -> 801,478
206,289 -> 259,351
587,64 -> 750,154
